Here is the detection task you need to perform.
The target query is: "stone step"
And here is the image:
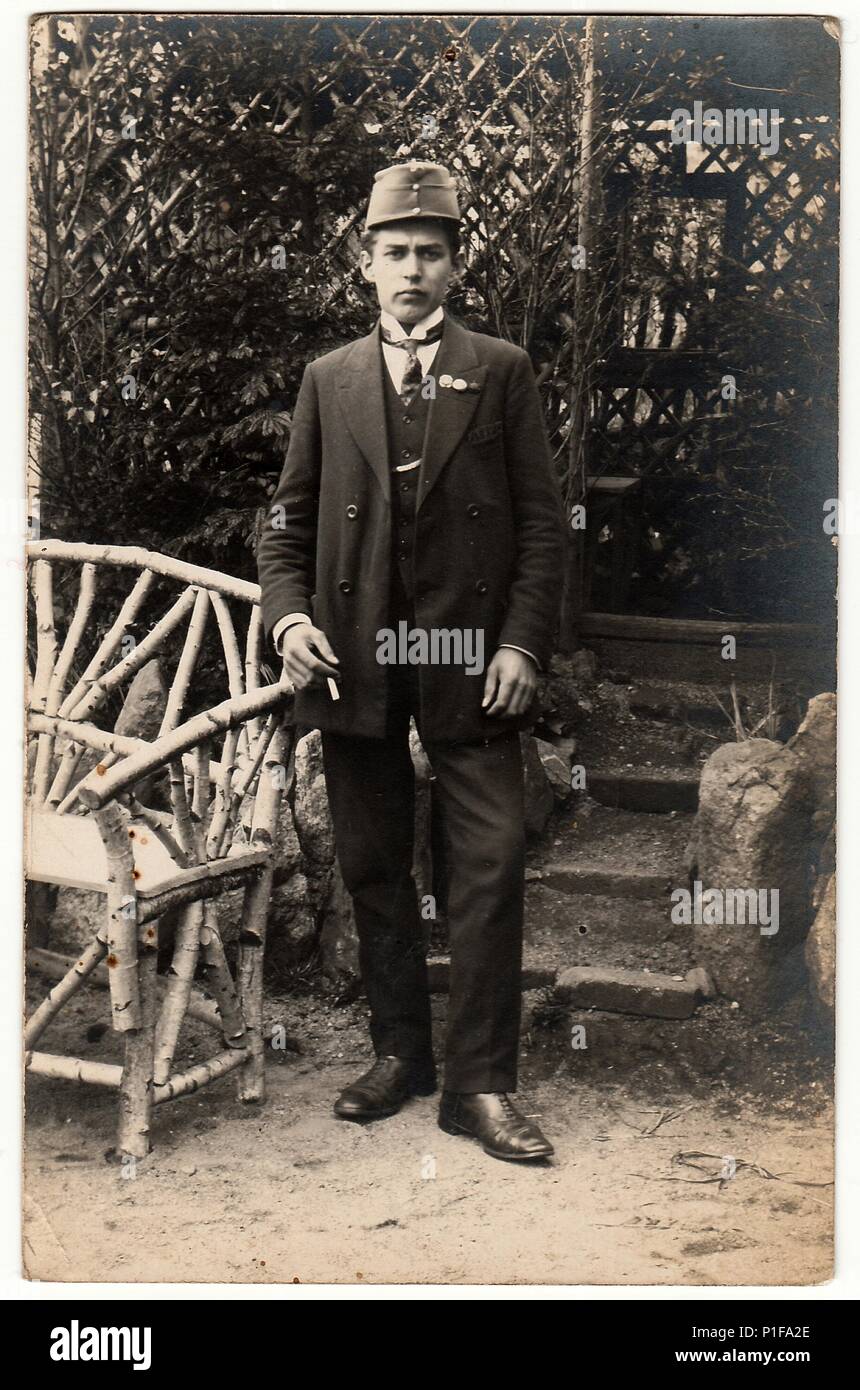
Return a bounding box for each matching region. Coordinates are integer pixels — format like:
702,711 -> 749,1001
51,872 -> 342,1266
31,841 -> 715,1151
587,769 -> 699,814
567,697 -> 717,794
521,806 -> 696,978
524,885 -> 695,983
530,803 -> 693,893
554,964 -> 715,1019
535,861 -> 672,898
626,679 -> 732,727
428,885 -> 698,996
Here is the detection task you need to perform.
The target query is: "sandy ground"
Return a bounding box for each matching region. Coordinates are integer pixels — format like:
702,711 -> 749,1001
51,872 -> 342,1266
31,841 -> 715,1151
23,988 -> 833,1287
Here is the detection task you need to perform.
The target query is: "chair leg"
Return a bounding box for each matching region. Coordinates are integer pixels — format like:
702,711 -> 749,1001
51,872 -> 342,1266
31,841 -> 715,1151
153,902 -> 202,1086
199,901 -> 246,1048
116,920 -> 159,1160
236,867 -> 274,1103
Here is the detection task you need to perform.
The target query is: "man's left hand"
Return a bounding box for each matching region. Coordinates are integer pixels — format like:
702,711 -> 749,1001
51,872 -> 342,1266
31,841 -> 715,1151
481,648 -> 538,718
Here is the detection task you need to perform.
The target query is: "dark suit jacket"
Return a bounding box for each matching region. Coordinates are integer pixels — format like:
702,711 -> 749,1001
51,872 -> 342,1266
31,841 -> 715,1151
257,312 -> 566,741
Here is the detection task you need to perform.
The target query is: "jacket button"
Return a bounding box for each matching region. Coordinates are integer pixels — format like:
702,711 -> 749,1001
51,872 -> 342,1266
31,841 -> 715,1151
467,504 -> 480,518
346,504 -> 358,519
338,580 -> 352,594
475,580 -> 488,594
401,449 -> 412,459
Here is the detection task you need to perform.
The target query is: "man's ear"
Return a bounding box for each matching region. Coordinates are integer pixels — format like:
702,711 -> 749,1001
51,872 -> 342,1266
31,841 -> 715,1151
448,250 -> 467,286
359,249 -> 376,284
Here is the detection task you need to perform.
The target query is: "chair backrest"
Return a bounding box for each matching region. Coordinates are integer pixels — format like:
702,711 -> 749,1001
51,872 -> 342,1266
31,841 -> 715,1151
26,539 -> 290,868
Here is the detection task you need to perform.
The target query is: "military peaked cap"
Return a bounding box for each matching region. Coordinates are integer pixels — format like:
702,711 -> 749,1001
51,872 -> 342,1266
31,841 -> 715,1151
365,161 -> 461,229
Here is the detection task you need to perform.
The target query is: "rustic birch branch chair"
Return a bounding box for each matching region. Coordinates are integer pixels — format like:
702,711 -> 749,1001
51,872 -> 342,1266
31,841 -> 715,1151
25,539 -> 294,1159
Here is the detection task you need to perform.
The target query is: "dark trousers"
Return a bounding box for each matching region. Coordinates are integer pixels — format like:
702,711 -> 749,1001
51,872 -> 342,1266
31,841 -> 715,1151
320,584 -> 526,1093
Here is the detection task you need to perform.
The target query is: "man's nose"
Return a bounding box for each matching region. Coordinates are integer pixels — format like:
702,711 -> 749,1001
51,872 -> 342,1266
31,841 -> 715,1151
402,257 -> 422,280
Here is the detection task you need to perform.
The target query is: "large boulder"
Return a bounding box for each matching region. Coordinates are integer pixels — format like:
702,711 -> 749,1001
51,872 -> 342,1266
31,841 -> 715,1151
40,885 -> 101,954
805,872 -> 835,1026
271,796 -> 303,882
292,730 -> 335,870
114,659 -> 169,740
114,659 -> 171,808
685,737 -> 815,1009
787,692 -> 836,846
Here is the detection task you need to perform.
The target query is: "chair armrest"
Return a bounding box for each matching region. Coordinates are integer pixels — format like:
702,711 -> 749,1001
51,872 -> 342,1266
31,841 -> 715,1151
75,680 -> 294,811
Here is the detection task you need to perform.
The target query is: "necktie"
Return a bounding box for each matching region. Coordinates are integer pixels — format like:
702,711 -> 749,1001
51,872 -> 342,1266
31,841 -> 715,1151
380,322 -> 444,405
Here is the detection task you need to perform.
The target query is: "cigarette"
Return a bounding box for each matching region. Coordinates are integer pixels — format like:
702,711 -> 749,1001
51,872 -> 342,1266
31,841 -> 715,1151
327,676 -> 340,701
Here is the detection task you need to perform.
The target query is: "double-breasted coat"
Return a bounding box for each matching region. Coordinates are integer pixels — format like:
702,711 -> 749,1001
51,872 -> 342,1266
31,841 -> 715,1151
257,313 -> 566,742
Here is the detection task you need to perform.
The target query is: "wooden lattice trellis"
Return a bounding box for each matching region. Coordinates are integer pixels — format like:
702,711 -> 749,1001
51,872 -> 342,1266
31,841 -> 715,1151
32,14 -> 838,618
197,14 -> 837,552
592,99 -> 838,478
192,15 -> 592,461
230,16 -> 838,460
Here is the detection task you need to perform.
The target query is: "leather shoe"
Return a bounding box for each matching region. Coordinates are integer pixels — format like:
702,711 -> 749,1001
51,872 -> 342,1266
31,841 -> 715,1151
334,1055 -> 437,1121
438,1091 -> 554,1161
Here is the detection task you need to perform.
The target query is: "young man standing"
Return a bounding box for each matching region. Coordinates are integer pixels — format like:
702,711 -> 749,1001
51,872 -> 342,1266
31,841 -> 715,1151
258,162 -> 565,1161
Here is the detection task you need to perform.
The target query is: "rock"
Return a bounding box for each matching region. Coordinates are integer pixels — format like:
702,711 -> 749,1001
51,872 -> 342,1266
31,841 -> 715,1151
534,737 -> 572,799
115,659 -> 170,808
265,885 -> 318,981
48,887 -> 104,953
542,650 -> 598,729
814,820 -> 836,893
268,873 -> 317,950
25,880 -> 56,948
520,734 -> 554,837
114,659 -> 169,739
805,872 -> 835,1025
272,797 -> 303,883
787,692 -> 836,842
293,730 -> 335,869
685,738 -> 815,1010
629,684 -> 684,722
570,648 -> 598,683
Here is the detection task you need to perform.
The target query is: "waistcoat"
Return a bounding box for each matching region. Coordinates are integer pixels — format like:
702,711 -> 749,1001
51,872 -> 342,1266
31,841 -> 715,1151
381,349 -> 433,606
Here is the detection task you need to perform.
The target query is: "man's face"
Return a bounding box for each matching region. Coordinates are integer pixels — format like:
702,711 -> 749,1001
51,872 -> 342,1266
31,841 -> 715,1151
360,220 -> 464,325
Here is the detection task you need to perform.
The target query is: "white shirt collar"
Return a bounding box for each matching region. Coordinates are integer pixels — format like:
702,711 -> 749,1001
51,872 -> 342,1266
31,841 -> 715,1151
379,304 -> 444,341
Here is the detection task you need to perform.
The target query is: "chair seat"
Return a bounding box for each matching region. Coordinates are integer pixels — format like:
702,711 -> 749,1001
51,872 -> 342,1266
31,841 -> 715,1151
26,808 -> 268,898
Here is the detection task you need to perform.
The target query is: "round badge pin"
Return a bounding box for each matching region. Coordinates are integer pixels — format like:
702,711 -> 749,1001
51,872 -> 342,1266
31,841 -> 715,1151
453,378 -> 467,391
439,374 -> 453,388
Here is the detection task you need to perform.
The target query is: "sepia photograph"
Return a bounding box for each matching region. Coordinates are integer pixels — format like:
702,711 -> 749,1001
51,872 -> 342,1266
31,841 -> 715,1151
22,9 -> 840,1292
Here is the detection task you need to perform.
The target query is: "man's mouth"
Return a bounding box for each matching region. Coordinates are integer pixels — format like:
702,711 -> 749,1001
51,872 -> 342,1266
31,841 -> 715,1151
397,290 -> 425,298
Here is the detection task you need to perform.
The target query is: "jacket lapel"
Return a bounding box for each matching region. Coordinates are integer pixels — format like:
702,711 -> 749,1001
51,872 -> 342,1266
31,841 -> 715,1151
418,315 -> 487,512
337,328 -> 390,501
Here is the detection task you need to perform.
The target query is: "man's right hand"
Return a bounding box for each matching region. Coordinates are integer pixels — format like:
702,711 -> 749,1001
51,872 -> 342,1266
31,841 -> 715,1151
280,624 -> 340,692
